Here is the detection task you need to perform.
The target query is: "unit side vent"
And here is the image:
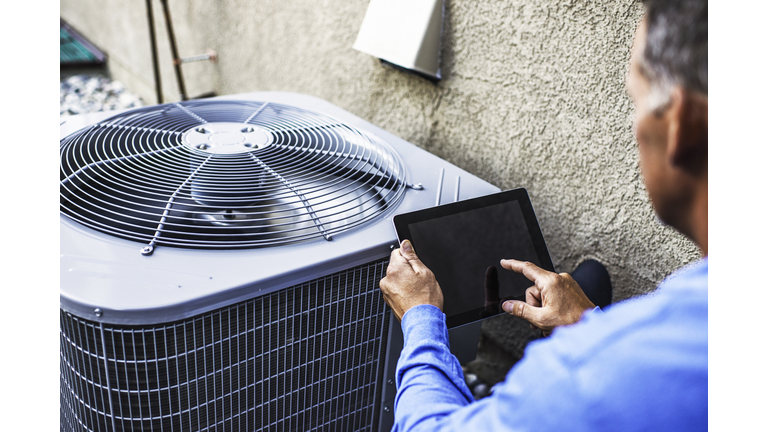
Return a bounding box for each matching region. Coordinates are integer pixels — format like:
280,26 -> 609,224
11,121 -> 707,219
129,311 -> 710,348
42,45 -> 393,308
60,259 -> 391,432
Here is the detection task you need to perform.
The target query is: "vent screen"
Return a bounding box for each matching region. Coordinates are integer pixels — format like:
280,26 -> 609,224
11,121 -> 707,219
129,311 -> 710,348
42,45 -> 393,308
60,259 -> 391,432
60,101 -> 407,253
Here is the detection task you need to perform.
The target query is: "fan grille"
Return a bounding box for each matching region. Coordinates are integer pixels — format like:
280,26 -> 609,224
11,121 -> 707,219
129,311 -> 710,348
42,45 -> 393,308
60,100 -> 407,252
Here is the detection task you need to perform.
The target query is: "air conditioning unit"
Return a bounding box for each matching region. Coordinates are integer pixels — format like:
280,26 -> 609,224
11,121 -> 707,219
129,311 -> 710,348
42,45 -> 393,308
60,91 -> 499,432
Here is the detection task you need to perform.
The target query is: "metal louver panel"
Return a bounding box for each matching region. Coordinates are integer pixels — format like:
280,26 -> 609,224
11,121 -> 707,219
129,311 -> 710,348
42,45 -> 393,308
60,259 -> 391,432
59,100 -> 407,254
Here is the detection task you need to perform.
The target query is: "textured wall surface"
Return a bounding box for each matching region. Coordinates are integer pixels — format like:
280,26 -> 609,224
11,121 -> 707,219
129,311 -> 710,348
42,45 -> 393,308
61,0 -> 700,369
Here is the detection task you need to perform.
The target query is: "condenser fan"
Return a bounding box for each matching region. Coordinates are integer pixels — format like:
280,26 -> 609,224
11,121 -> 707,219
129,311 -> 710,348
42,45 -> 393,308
60,100 -> 407,254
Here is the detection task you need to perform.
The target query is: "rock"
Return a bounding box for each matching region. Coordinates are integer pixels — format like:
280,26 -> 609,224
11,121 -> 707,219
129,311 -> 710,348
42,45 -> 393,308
60,75 -> 144,117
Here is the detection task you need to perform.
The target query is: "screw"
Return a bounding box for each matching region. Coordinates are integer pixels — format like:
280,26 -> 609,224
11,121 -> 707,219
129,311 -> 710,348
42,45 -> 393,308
141,246 -> 154,256
243,143 -> 253,148
390,245 -> 395,250
94,308 -> 103,317
242,127 -> 255,133
383,406 -> 390,413
196,127 -> 209,134
387,379 -> 394,385
197,144 -> 209,150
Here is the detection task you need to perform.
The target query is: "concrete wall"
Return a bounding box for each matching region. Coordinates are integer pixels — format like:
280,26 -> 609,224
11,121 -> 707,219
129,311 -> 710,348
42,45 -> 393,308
60,0 -> 700,301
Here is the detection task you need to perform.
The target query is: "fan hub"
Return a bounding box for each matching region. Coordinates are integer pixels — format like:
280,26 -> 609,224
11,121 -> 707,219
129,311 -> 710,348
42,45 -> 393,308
209,132 -> 244,145
182,122 -> 271,154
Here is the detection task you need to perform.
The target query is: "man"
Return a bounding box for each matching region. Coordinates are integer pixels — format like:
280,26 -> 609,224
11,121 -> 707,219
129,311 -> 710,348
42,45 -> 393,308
378,0 -> 708,430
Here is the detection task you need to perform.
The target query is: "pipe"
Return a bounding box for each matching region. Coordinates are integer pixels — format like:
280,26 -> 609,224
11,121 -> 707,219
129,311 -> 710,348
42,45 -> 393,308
159,0 -> 187,101
146,0 -> 162,104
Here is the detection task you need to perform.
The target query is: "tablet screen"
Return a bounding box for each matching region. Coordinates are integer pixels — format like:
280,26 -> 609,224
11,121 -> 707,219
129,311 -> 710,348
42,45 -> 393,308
393,189 -> 554,328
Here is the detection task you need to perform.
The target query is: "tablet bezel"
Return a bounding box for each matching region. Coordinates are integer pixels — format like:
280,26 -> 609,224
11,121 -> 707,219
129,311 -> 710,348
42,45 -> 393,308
392,188 -> 555,328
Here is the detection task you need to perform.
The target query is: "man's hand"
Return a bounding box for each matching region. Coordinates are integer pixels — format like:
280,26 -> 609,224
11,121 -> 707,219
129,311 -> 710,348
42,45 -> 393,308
500,259 -> 595,336
379,240 -> 444,322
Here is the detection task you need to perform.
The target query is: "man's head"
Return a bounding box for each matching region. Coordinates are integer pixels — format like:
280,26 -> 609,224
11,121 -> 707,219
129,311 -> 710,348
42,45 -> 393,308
626,0 -> 708,253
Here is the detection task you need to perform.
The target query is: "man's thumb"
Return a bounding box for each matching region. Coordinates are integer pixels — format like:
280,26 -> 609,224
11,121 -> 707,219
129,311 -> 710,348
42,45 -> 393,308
502,300 -> 542,325
400,240 -> 419,261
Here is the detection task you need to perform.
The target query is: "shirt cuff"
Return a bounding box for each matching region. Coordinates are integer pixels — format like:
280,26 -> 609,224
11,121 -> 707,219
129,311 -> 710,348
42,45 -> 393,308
583,305 -> 603,317
401,304 -> 449,346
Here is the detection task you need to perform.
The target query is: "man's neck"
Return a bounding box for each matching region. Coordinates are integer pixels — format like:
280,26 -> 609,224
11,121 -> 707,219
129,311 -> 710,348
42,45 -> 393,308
690,177 -> 708,257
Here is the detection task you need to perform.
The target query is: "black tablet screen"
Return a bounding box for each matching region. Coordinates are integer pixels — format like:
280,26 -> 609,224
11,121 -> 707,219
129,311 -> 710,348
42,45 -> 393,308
396,190 -> 552,328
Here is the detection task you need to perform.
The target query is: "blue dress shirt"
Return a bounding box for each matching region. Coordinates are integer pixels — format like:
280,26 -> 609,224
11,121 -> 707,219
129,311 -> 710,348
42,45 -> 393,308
394,258 -> 708,431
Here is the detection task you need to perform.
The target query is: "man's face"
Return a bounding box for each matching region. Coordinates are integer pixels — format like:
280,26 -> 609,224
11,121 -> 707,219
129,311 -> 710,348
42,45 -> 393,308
626,20 -> 673,224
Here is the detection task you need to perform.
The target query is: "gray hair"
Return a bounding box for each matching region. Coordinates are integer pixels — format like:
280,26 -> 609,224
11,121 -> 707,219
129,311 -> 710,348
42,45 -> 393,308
640,0 -> 708,111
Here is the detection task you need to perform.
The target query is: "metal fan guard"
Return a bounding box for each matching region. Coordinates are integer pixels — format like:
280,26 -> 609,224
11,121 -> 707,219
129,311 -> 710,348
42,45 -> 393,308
60,100 -> 407,253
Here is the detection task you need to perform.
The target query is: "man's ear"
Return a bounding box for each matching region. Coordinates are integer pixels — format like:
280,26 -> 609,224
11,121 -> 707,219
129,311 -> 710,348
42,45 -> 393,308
665,87 -> 708,174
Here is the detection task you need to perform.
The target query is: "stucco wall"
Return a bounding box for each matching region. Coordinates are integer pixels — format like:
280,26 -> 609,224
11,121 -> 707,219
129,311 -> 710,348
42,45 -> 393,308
60,0 -> 700,301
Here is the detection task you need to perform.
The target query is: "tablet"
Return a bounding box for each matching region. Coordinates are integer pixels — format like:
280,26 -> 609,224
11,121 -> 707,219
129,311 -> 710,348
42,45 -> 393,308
393,188 -> 554,328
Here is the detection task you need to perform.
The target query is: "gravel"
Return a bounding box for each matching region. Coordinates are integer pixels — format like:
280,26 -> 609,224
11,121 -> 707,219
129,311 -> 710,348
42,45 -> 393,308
60,75 -> 144,117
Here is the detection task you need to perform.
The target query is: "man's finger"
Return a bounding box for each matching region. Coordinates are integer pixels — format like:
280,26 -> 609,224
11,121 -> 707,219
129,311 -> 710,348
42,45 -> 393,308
385,249 -> 414,278
502,300 -> 544,327
389,246 -> 404,262
399,240 -> 429,272
525,286 -> 542,307
500,259 -> 553,284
